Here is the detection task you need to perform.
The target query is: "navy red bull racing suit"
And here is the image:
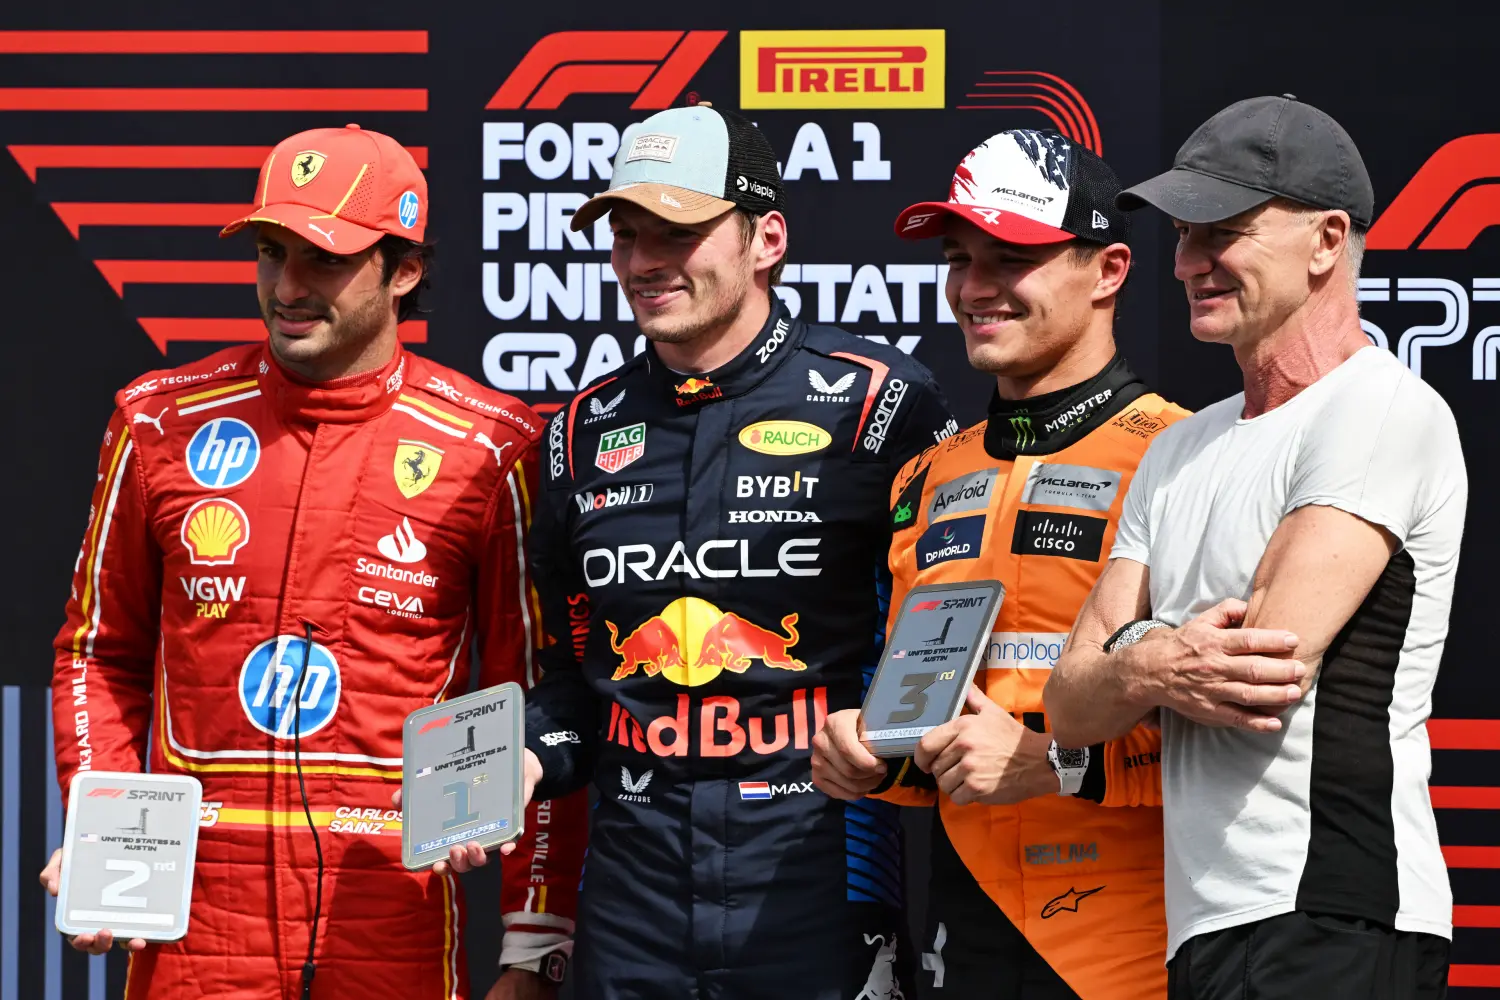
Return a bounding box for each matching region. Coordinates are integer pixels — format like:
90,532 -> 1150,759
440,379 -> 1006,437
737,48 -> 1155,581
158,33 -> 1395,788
524,298 -> 955,999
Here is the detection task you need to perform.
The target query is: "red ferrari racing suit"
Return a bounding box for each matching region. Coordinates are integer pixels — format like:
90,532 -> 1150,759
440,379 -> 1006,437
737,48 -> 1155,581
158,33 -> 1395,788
52,343 -> 586,998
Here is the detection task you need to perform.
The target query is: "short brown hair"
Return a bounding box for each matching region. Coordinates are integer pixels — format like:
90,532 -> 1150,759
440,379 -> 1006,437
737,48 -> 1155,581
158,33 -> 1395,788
735,209 -> 786,287
376,234 -> 435,323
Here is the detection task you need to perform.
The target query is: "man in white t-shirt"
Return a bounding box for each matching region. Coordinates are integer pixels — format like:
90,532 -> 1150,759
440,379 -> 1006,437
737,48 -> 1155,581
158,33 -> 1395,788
1045,95 -> 1465,999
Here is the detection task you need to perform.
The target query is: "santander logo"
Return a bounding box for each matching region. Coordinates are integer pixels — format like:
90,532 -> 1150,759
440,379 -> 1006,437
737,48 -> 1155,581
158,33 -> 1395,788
377,517 -> 427,564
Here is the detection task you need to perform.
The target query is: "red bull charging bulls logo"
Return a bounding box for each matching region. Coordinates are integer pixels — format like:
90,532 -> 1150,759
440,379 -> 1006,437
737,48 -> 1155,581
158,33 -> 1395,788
606,597 -> 805,685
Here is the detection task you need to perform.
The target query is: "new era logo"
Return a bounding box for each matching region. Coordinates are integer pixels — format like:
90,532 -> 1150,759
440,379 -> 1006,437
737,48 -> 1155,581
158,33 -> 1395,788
1091,210 -> 1109,230
487,30 -> 725,110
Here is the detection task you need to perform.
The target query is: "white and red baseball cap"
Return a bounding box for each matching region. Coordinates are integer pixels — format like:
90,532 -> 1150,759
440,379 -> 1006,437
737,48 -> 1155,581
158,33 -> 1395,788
895,129 -> 1130,245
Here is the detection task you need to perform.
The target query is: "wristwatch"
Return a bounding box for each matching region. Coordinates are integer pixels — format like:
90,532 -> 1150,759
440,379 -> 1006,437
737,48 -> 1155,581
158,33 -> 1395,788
1047,741 -> 1089,796
502,952 -> 568,984
1103,618 -> 1171,653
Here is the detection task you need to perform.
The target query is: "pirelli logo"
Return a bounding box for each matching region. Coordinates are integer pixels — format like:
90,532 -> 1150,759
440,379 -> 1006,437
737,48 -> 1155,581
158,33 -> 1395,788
740,30 -> 944,109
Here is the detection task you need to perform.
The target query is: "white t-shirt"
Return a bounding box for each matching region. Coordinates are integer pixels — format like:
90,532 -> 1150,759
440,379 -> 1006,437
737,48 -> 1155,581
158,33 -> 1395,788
1111,346 -> 1466,959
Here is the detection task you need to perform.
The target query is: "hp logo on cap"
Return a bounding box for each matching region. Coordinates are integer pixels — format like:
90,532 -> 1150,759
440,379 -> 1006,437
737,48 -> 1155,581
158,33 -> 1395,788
398,190 -> 420,229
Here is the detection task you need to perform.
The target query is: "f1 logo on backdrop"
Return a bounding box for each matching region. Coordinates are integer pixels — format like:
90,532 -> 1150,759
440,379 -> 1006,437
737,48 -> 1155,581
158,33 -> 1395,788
1360,134 -> 1500,380
487,30 -> 726,110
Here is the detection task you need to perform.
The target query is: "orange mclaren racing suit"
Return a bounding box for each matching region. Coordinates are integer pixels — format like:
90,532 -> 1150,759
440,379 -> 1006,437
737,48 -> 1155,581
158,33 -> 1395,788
871,356 -> 1188,998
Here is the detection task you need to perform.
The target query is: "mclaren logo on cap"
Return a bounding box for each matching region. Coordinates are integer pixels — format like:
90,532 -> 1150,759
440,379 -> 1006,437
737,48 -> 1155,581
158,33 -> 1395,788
290,151 -> 326,188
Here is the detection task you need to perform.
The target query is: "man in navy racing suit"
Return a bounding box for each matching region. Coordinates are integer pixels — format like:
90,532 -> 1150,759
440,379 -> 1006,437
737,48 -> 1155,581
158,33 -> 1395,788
518,102 -> 956,999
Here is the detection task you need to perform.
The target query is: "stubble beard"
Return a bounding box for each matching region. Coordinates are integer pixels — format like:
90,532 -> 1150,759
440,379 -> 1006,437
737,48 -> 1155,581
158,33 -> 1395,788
263,286 -> 389,370
635,268 -> 750,346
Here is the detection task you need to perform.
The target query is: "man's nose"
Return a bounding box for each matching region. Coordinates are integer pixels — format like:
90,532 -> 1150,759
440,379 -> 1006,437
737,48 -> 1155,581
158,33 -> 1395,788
1174,234 -> 1214,282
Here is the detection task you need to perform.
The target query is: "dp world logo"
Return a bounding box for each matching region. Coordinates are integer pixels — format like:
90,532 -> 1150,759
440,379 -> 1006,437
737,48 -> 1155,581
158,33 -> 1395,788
186,417 -> 260,489
239,636 -> 342,739
398,190 -> 420,229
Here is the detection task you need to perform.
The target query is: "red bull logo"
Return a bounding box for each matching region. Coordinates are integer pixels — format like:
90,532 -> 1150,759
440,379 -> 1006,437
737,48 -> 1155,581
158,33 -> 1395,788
606,597 -> 806,685
607,687 -> 829,758
674,377 -> 724,407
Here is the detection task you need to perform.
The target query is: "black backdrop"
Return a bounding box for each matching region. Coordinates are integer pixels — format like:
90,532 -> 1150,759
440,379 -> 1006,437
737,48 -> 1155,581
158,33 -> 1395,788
1,3 -> 1497,997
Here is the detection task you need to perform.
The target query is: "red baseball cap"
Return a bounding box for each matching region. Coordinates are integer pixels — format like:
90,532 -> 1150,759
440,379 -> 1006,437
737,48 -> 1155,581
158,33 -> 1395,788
221,123 -> 426,254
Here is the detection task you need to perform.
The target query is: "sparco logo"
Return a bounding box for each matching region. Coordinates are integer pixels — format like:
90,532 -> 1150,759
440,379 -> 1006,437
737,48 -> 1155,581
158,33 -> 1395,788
575,484 -> 654,514
737,175 -> 777,202
548,413 -> 565,480
862,378 -> 908,454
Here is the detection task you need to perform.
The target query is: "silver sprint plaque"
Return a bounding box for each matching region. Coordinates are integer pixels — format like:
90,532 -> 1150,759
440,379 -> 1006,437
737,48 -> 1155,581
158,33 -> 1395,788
402,683 -> 524,870
860,580 -> 1005,758
56,771 -> 202,942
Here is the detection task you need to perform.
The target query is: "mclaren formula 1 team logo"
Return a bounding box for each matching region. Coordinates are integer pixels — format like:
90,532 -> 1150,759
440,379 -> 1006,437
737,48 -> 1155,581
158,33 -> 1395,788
290,150 -> 326,187
394,439 -> 444,499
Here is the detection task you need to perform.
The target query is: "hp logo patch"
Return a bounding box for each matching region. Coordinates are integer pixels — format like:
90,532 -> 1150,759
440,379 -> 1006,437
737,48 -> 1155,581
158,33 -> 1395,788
186,418 -> 260,489
239,636 -> 341,739
398,190 -> 420,230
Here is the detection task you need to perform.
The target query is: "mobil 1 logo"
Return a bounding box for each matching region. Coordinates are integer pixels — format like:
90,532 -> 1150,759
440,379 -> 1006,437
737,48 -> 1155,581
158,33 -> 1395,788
402,683 -> 525,870
1011,511 -> 1106,561
56,771 -> 203,942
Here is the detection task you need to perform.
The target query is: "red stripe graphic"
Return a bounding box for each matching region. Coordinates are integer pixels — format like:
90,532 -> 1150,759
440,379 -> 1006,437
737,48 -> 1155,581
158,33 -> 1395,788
1431,786 -> 1500,809
1444,846 -> 1500,868
0,89 -> 426,112
9,145 -> 428,180
1451,965 -> 1500,988
94,260 -> 255,295
136,318 -> 427,353
0,30 -> 428,53
1455,905 -> 1500,928
1429,718 -> 1500,750
51,203 -> 253,237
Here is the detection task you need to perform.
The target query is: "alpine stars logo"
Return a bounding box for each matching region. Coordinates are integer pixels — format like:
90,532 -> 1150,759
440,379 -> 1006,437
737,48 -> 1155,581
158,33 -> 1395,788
1041,885 -> 1104,918
619,766 -> 653,802
862,378 -> 908,454
807,368 -> 856,402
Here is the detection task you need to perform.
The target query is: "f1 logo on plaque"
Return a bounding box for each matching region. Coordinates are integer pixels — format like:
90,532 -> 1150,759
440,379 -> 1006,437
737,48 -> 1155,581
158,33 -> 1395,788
56,772 -> 204,942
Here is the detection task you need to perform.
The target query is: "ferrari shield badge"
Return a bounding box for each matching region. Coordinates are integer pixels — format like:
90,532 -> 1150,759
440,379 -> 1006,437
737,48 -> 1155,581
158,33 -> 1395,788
394,439 -> 443,499
290,150 -> 326,188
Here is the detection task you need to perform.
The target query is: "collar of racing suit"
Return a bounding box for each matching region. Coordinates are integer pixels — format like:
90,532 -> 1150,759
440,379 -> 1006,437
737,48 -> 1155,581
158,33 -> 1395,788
983,353 -> 1148,459
642,295 -> 803,407
260,343 -> 407,424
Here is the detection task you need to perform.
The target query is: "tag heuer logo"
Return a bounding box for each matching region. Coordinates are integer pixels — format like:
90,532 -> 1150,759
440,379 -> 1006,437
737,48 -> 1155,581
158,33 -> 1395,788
290,150 -> 326,187
596,423 -> 646,474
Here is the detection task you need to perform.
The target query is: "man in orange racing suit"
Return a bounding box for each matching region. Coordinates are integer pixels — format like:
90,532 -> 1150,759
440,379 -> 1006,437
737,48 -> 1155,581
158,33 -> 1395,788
813,130 -> 1187,999
41,125 -> 586,998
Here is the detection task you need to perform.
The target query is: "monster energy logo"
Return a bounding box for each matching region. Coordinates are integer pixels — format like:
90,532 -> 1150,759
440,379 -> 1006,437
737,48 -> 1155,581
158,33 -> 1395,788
1010,414 -> 1036,449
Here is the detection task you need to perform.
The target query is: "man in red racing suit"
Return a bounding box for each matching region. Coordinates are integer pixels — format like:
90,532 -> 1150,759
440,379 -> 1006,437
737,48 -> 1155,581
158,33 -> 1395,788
44,124 -> 586,998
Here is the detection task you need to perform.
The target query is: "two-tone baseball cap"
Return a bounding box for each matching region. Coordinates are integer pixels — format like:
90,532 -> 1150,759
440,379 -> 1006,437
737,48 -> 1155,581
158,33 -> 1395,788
894,129 -> 1130,246
221,123 -> 427,254
570,103 -> 785,231
1116,95 -> 1373,227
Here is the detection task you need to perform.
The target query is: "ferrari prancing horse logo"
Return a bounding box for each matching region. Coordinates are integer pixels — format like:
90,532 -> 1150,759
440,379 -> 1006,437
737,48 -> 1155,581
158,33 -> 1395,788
291,150 -> 326,188
394,439 -> 443,499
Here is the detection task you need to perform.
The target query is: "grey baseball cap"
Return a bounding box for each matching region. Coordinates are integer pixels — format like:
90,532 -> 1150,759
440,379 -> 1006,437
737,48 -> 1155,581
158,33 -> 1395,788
1117,95 -> 1373,227
571,104 -> 785,231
